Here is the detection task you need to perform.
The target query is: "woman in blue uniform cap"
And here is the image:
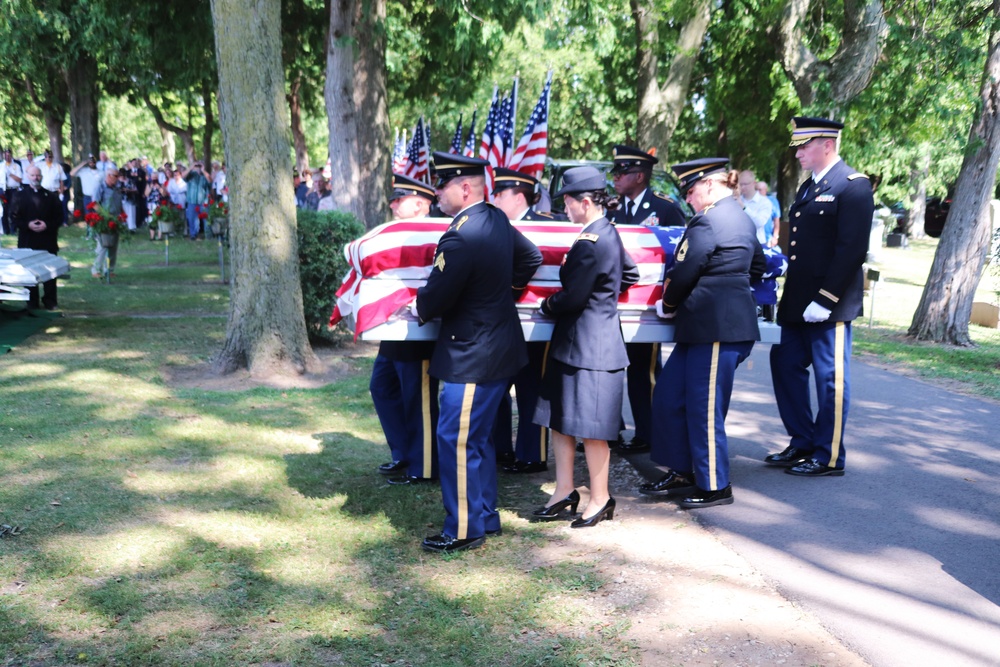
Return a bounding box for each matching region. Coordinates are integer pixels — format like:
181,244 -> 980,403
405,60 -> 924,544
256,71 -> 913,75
532,166 -> 639,527
639,158 -> 766,508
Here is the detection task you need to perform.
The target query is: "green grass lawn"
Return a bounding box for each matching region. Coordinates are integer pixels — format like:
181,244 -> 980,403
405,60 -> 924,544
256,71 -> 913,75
1,227 -> 638,667
2,225 -> 996,666
850,237 -> 1000,401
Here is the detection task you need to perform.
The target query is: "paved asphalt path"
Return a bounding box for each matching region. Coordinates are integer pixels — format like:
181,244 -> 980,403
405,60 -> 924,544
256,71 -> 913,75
625,343 -> 1000,667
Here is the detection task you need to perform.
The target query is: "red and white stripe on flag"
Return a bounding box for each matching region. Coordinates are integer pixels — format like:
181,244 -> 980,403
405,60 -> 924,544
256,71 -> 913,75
329,219 -> 672,338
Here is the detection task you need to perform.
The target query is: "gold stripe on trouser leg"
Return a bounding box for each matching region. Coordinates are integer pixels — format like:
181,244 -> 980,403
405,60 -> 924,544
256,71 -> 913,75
539,342 -> 551,462
649,343 -> 660,391
706,343 -> 720,491
456,384 -> 476,540
830,323 -> 845,466
421,360 -> 433,479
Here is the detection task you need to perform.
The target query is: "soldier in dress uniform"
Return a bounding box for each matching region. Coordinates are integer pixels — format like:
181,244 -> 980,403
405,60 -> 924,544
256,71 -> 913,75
372,174 -> 440,485
489,167 -> 564,474
414,152 -> 542,553
765,117 -> 873,476
607,145 -> 687,454
639,157 -> 766,508
532,166 -> 639,527
9,165 -> 64,310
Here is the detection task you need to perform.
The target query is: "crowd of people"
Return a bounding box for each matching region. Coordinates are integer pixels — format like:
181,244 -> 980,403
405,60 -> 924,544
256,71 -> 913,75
1,145 -> 229,283
374,116 -> 874,554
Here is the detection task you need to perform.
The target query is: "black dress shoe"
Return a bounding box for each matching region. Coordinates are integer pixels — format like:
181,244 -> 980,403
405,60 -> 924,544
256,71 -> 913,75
377,460 -> 407,475
638,470 -> 697,497
763,445 -> 811,467
679,485 -> 734,509
387,475 -> 435,485
785,459 -> 845,477
421,533 -> 486,553
570,497 -> 616,528
496,452 -> 516,466
502,460 -> 548,474
532,489 -> 580,520
616,436 -> 650,453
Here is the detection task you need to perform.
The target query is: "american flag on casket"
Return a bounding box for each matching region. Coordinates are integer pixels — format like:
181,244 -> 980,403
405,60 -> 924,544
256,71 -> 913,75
329,219 -> 787,339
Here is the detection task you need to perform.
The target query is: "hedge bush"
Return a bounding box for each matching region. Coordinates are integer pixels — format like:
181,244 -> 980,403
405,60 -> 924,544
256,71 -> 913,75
297,209 -> 365,343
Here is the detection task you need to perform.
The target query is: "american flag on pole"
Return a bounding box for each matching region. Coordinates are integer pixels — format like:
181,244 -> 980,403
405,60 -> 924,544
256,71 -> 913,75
391,128 -> 408,174
404,117 -> 431,184
449,115 -> 464,154
500,78 -> 518,166
508,72 -> 552,179
463,109 -> 478,157
479,87 -> 499,162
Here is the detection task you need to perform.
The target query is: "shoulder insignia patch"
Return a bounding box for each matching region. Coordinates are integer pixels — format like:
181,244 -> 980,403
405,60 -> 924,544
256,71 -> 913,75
577,233 -> 599,243
653,191 -> 671,200
453,214 -> 470,230
676,238 -> 689,262
433,252 -> 446,272
847,173 -> 869,181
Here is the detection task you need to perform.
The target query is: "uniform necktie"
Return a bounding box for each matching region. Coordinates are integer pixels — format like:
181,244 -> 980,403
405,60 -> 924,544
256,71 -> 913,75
625,200 -> 634,225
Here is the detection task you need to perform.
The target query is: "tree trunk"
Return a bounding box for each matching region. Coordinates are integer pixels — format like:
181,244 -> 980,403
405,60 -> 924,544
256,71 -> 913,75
907,146 -> 930,237
144,94 -> 197,166
776,151 -> 799,249
776,0 -> 887,108
42,111 -> 65,164
908,0 -> 1000,345
288,73 -> 311,174
160,127 -> 176,165
633,0 -> 712,159
202,80 -> 214,167
353,0 -> 389,227
326,0 -> 365,223
210,0 -> 317,376
66,54 -> 99,166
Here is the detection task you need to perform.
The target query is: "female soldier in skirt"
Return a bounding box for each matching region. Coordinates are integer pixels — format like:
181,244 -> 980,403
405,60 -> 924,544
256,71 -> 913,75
533,167 -> 639,527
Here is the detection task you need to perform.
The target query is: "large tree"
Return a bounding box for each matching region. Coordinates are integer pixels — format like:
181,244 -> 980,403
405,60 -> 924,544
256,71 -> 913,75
633,0 -> 713,158
771,0 -> 888,212
211,0 -> 317,376
908,0 -> 1000,345
326,0 -> 390,229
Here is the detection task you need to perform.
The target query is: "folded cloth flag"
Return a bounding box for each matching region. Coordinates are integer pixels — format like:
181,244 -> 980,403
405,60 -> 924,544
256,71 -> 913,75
330,219 -> 786,338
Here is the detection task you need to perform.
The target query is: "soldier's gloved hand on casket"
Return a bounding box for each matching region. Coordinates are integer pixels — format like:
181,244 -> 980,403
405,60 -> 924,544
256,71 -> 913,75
803,301 -> 832,323
409,301 -> 421,322
656,300 -> 676,320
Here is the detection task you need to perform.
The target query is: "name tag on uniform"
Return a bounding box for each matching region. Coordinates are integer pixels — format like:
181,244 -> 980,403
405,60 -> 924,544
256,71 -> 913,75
816,194 -> 835,202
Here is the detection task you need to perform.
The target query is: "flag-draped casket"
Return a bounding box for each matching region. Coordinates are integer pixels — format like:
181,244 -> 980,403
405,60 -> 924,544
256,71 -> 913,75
329,218 -> 786,343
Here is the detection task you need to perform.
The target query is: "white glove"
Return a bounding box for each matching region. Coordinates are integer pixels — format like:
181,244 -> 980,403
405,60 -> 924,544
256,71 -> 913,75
803,301 -> 831,323
409,301 -> 420,320
655,300 -> 676,320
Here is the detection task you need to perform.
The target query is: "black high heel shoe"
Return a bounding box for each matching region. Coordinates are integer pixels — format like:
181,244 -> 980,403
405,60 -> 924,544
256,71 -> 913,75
570,497 -> 616,528
532,489 -> 580,519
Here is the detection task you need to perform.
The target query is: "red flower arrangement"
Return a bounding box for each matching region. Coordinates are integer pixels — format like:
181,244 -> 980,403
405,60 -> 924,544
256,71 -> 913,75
85,201 -> 128,236
204,198 -> 229,225
153,203 -> 185,227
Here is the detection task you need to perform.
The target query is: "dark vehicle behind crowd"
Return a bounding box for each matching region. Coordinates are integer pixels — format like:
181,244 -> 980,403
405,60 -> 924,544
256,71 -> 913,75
543,159 -> 693,220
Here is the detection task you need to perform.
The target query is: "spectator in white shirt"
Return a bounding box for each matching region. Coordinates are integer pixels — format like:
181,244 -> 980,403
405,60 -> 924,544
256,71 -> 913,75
95,150 -> 117,176
38,150 -> 66,193
1,147 -> 24,234
71,154 -> 103,209
737,169 -> 773,245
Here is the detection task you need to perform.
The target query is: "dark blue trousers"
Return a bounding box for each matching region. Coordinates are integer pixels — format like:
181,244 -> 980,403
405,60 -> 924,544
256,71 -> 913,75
369,355 -> 439,478
770,321 -> 852,469
491,342 -> 549,463
651,341 -> 753,491
625,342 -> 661,441
438,380 -> 508,540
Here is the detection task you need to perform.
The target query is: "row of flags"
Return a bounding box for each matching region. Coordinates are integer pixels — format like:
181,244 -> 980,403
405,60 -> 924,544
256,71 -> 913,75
392,71 -> 552,192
